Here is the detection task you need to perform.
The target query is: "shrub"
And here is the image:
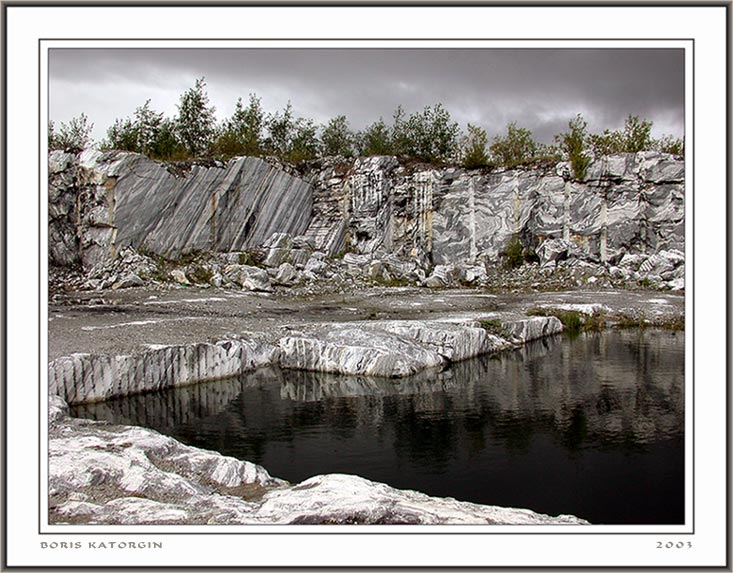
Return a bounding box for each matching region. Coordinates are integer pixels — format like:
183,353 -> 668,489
358,118 -> 393,156
321,115 -> 357,157
654,135 -> 684,156
555,114 -> 590,181
212,94 -> 265,159
501,235 -> 525,269
461,124 -> 490,169
490,122 -> 538,168
479,318 -> 506,337
49,113 -> 94,153
390,104 -> 460,164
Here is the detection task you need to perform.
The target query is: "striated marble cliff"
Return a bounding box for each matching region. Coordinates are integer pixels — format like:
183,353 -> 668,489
49,150 -> 312,269
49,150 -> 684,270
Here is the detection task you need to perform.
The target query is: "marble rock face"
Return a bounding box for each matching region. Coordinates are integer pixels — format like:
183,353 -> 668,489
49,152 -> 313,270
278,326 -> 446,378
50,151 -> 683,271
49,396 -> 589,525
48,338 -> 279,405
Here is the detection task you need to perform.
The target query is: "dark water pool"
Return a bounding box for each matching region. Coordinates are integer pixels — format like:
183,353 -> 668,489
73,329 -> 685,525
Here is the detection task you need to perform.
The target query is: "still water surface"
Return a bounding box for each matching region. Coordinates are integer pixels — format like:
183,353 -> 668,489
73,329 -> 685,524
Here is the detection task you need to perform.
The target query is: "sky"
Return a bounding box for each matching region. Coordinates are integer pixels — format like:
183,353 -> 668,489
49,48 -> 685,145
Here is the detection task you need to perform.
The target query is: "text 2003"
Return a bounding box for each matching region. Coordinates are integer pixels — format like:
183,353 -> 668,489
656,541 -> 692,549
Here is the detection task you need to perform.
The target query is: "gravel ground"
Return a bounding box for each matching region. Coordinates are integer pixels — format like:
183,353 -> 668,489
48,285 -> 685,361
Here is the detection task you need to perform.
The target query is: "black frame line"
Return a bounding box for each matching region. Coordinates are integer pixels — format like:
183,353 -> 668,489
37,36 -> 695,537
0,1 -> 724,568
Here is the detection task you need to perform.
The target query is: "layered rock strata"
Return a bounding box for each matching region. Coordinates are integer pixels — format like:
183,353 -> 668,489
49,396 -> 588,525
48,316 -> 562,405
49,150 -> 312,269
49,151 -> 684,272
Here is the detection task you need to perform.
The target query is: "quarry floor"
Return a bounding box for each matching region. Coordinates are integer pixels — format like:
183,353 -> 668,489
48,286 -> 685,361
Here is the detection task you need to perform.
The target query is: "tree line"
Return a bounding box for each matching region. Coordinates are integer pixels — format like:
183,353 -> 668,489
48,77 -> 684,177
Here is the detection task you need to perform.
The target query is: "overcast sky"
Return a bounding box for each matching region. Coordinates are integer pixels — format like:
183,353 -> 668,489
49,48 -> 685,145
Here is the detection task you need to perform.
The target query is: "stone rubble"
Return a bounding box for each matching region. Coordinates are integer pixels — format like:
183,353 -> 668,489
49,235 -> 686,299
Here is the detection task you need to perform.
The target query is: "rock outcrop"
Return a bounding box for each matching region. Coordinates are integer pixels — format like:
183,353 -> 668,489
49,396 -> 588,525
48,316 -> 562,405
49,150 -> 312,269
49,151 -> 684,275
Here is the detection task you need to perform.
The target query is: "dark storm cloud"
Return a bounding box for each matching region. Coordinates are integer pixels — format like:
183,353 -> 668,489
49,47 -> 684,144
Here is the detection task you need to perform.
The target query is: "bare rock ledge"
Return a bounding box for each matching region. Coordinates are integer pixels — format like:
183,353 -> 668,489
48,396 -> 588,526
49,316 -> 563,404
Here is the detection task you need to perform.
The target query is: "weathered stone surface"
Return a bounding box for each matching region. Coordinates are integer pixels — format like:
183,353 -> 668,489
380,320 -> 502,362
49,397 -> 589,525
254,473 -> 587,525
501,316 -> 563,344
50,151 -> 683,277
425,264 -> 461,288
536,239 -> 573,264
223,264 -> 272,292
49,153 -> 312,269
48,338 -> 279,405
273,262 -> 299,286
278,327 -> 445,378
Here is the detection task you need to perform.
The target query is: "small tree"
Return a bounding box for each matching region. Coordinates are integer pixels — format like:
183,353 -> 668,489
175,77 -> 217,157
461,123 -> 490,168
49,113 -> 94,153
555,114 -> 590,180
622,115 -> 653,153
213,94 -> 266,159
490,122 -> 538,168
289,118 -> 319,163
389,103 -> 460,163
358,118 -> 393,156
134,100 -> 164,156
589,115 -> 655,156
589,129 -> 625,156
264,102 -> 295,158
321,115 -> 356,157
149,118 -> 186,160
390,105 -> 411,157
103,117 -> 138,152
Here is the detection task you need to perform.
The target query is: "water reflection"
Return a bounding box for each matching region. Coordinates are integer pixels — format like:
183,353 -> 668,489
74,329 -> 685,524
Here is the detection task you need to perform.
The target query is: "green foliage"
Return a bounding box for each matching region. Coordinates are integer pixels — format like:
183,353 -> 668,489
622,115 -> 653,152
461,124 -> 490,169
479,318 -> 506,337
556,114 -> 590,180
175,77 -> 217,157
212,94 -> 265,159
654,134 -> 685,155
133,100 -> 165,156
187,266 -> 213,285
103,117 -> 138,152
72,79 -> 685,168
501,235 -> 525,269
589,115 -> 659,156
390,104 -> 460,163
490,122 -> 538,168
288,118 -> 320,163
358,118 -> 393,156
321,115 -> 356,157
48,113 -> 94,153
589,129 -> 624,156
150,118 -> 187,161
264,102 -> 295,158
